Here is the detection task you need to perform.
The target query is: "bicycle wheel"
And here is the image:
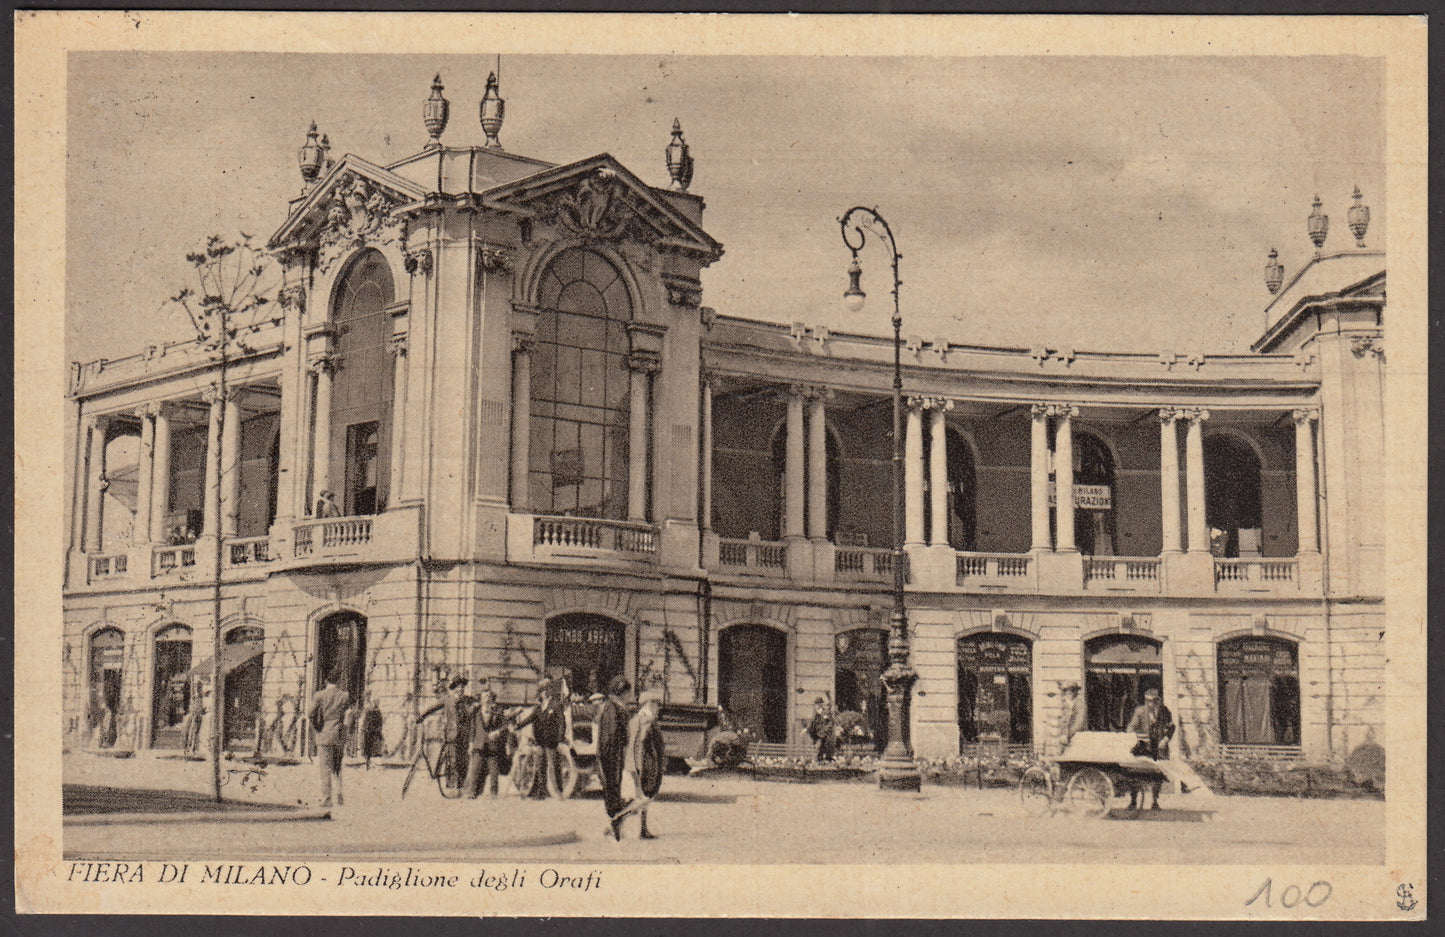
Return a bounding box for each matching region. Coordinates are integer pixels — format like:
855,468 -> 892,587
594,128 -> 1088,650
556,748 -> 579,799
511,746 -> 539,797
436,742 -> 465,799
401,748 -> 428,799
1064,767 -> 1115,818
1018,766 -> 1055,816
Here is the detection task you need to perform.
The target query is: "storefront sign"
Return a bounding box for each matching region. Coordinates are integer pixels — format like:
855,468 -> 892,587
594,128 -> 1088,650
1047,482 -> 1112,509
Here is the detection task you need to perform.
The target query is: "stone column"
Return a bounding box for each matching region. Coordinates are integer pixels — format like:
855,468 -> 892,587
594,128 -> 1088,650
1184,408 -> 1210,552
627,355 -> 657,523
699,374 -> 714,531
202,386 -> 224,538
150,405 -> 172,542
904,398 -> 925,546
308,354 -> 335,514
1053,405 -> 1078,551
928,400 -> 953,545
220,389 -> 242,537
388,334 -> 409,507
806,388 -> 829,541
1159,408 -> 1182,554
83,416 -> 109,552
1293,407 -> 1320,553
133,407 -> 156,546
784,386 -> 806,539
1030,404 -> 1050,551
508,335 -> 530,510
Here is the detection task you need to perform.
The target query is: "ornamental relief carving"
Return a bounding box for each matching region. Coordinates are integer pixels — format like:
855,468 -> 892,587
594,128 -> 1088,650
539,169 -> 645,243
316,172 -> 408,274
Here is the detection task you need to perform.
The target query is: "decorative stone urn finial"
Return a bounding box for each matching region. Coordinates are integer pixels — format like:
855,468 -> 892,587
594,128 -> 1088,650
423,73 -> 450,148
298,121 -> 325,190
1307,194 -> 1329,253
665,118 -> 694,192
1264,248 -> 1284,295
1347,186 -> 1371,248
480,71 -> 505,148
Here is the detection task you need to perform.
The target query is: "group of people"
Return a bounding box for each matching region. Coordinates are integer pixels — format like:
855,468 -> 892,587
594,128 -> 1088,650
1058,680 -> 1177,811
307,669 -> 666,841
805,696 -> 874,763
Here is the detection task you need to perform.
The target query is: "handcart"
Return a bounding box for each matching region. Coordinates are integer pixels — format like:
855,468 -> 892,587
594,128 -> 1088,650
1017,731 -> 1216,818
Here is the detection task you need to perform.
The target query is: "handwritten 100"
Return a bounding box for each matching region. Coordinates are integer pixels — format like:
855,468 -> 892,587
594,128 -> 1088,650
1245,879 -> 1331,909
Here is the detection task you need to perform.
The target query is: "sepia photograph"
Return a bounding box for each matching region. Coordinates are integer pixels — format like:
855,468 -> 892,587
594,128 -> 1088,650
14,12 -> 1428,920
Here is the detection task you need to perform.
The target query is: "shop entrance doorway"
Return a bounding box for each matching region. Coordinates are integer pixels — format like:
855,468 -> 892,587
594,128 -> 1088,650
719,624 -> 788,743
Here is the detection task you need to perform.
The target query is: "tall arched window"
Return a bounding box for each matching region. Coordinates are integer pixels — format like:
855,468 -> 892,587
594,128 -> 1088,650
957,633 -> 1033,748
1073,431 -> 1116,556
330,250 -> 394,515
1217,637 -> 1300,746
529,249 -> 633,519
1205,434 -> 1263,558
1084,634 -> 1162,731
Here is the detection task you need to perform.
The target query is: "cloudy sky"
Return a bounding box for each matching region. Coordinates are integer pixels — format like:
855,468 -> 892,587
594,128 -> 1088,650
66,52 -> 1383,363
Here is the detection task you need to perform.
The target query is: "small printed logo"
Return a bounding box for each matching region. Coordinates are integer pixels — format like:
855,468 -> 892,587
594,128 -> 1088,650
1396,883 -> 1417,912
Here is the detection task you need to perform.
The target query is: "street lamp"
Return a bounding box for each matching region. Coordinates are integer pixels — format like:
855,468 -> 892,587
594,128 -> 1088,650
838,206 -> 921,792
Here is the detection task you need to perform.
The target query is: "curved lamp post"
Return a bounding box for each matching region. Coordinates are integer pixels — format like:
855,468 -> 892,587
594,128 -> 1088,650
839,206 -> 921,792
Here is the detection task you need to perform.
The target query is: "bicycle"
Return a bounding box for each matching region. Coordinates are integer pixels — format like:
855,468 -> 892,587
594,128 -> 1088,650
401,736 -> 465,799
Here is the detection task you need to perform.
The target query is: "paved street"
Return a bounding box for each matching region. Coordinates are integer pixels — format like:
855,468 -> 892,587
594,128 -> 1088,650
63,751 -> 1384,865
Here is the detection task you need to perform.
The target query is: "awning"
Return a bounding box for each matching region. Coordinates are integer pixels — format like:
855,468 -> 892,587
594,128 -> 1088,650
186,641 -> 263,679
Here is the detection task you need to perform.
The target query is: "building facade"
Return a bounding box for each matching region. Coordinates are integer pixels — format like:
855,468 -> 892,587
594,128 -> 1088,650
63,78 -> 1386,766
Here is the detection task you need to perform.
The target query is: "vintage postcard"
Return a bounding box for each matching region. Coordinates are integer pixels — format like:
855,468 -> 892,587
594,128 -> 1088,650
13,12 -> 1428,919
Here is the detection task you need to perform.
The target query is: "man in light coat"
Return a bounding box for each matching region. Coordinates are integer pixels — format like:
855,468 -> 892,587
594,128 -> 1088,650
309,668 -> 351,809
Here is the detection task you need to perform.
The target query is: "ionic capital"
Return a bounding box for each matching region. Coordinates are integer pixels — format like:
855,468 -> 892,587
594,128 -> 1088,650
511,333 -> 533,355
201,383 -> 237,406
1291,407 -> 1320,424
1045,403 -> 1079,420
307,352 -> 336,375
1158,407 -> 1181,424
1030,403 -> 1050,420
1180,407 -> 1210,424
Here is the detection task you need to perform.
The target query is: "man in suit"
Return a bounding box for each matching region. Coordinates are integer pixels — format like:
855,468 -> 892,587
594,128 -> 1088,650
596,675 -> 635,840
309,668 -> 351,809
1125,686 -> 1175,810
419,676 -> 472,792
464,687 -> 509,798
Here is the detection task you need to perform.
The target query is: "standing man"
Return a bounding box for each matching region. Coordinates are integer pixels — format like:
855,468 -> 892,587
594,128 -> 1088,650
807,696 -> 837,763
597,675 -> 635,840
1125,686 -> 1175,810
419,676 -> 471,792
1059,682 -> 1088,752
517,677 -> 569,799
309,668 -> 351,809
464,688 -> 509,798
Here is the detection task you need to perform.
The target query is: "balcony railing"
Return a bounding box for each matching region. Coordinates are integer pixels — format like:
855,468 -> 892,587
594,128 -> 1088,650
153,545 -> 196,575
294,517 -> 374,558
227,536 -> 274,566
835,546 -> 896,582
1084,557 -> 1162,584
717,535 -> 787,575
88,554 -> 128,580
955,552 -> 1033,586
1214,558 -> 1297,586
533,516 -> 657,556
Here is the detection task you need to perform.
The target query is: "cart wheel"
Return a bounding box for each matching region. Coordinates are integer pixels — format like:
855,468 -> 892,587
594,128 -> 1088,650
1065,767 -> 1115,817
557,748 -> 579,799
437,744 -> 465,799
1018,766 -> 1055,816
511,747 -> 539,797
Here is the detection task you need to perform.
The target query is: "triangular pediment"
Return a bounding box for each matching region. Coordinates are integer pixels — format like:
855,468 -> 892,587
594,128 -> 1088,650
482,154 -> 722,261
268,155 -> 428,251
1340,271 -> 1386,298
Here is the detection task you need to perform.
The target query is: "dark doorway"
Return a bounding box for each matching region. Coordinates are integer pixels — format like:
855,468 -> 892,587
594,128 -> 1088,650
88,628 -> 125,749
150,625 -> 193,749
316,612 -> 368,706
834,628 -> 887,749
719,624 -> 788,743
1084,634 -> 1163,731
545,614 -> 627,698
1204,434 -> 1263,558
224,626 -> 265,747
957,632 -> 1033,747
945,428 -> 977,551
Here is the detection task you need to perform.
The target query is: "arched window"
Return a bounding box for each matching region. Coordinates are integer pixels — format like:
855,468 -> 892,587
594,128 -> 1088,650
88,628 -> 125,748
1084,634 -> 1162,731
316,612 -> 368,705
945,427 -> 977,551
529,249 -> 633,519
224,626 -> 265,746
1205,434 -> 1263,558
957,633 -> 1032,748
1073,431 -> 1116,556
329,250 -> 394,516
101,430 -> 141,549
834,628 -> 887,748
1217,637 -> 1300,746
149,624 -> 193,749
545,613 -> 627,699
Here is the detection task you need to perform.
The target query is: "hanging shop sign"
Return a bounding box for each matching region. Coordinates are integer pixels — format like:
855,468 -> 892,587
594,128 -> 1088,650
1047,482 -> 1113,509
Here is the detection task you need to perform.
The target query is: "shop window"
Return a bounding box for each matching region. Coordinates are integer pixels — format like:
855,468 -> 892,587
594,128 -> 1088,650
1084,634 -> 1162,731
529,249 -> 633,519
88,628 -> 125,748
150,624 -> 193,749
957,633 -> 1032,747
1217,637 -> 1300,746
834,628 -> 887,748
545,613 -> 626,699
224,626 -> 265,746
